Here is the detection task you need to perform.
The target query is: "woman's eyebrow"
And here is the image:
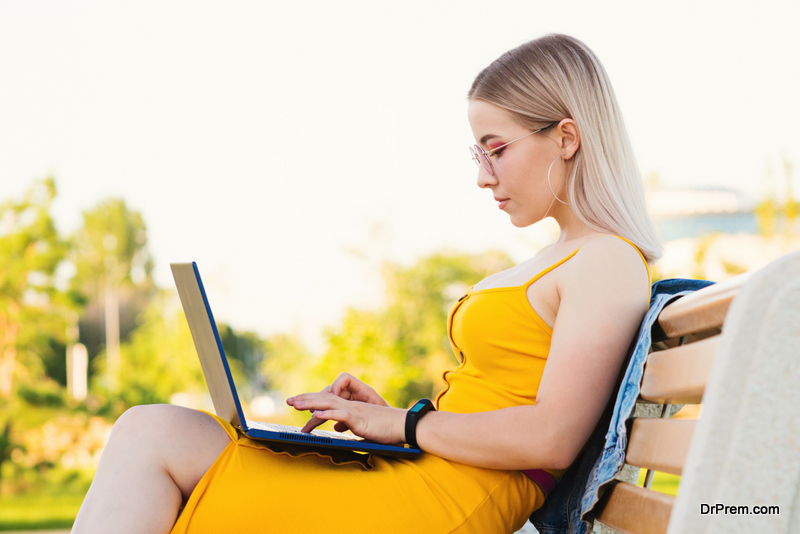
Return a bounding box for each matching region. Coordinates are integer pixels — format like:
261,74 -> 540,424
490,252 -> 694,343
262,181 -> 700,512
480,134 -> 500,144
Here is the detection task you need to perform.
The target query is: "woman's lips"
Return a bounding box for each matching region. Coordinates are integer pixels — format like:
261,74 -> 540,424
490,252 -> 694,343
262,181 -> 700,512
495,198 -> 509,209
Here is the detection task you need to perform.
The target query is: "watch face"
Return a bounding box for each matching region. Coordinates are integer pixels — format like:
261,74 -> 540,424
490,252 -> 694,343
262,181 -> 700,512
411,403 -> 425,413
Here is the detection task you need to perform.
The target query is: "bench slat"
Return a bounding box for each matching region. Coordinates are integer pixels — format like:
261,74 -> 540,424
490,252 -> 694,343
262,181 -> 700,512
640,336 -> 719,404
657,272 -> 750,339
625,418 -> 696,475
594,480 -> 675,534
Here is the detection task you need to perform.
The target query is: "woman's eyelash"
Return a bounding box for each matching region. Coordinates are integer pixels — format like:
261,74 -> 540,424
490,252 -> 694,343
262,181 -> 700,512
489,147 -> 506,157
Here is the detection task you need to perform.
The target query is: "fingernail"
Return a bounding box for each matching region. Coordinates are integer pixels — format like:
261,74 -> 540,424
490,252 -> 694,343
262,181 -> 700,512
286,397 -> 294,403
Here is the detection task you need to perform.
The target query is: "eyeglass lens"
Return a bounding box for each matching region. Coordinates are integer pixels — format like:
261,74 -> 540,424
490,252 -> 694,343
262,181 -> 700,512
472,145 -> 495,176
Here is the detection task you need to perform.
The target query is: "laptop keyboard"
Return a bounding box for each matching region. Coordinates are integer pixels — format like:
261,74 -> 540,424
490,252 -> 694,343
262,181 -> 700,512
247,420 -> 362,441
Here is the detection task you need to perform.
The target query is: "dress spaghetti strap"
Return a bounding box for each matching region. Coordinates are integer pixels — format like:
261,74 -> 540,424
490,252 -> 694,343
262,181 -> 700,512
522,234 -> 651,303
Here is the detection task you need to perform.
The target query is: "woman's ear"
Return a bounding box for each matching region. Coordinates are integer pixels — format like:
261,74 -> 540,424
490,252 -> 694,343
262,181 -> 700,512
555,119 -> 581,160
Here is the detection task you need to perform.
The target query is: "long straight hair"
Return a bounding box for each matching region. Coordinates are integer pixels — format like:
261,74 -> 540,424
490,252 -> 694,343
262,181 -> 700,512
469,34 -> 662,263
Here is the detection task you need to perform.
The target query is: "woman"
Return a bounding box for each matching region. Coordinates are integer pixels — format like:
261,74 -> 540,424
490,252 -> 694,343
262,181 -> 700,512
73,33 -> 660,534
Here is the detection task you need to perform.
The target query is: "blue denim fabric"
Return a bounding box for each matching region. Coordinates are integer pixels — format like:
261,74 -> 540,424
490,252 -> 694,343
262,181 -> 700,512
529,278 -> 714,534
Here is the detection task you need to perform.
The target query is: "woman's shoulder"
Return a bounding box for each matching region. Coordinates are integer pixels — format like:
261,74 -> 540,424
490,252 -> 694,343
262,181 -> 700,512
563,234 -> 651,303
576,234 -> 648,265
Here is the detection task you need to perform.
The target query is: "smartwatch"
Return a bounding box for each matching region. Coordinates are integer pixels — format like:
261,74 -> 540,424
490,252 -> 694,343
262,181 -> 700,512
405,398 -> 436,449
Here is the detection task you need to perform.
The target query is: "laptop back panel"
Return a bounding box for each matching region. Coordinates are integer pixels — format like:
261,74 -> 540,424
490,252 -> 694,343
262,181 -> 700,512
171,262 -> 247,431
171,261 -> 421,458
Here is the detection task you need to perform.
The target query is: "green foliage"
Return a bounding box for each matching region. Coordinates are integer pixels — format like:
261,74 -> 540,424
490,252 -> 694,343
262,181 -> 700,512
754,198 -> 779,238
93,291 -> 206,408
40,338 -> 68,387
0,492 -> 84,531
753,197 -> 800,238
637,469 -> 680,496
691,233 -> 718,280
71,198 -> 153,294
0,178 -> 74,399
316,308 -> 414,408
312,250 -> 513,408
756,156 -> 799,238
0,393 -> 112,502
16,379 -> 66,408
70,198 -> 156,387
219,325 -> 266,383
261,333 -> 315,396
0,179 -> 66,291
0,421 -> 12,488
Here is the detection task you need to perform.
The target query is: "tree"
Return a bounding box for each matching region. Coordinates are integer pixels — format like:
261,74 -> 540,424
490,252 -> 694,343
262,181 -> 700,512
71,199 -> 154,391
219,325 -> 267,389
0,178 -> 71,398
105,291 -> 206,408
261,333 -> 315,398
312,250 -> 514,408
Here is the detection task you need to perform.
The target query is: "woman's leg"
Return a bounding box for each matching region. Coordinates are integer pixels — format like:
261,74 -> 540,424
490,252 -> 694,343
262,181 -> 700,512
72,404 -> 231,534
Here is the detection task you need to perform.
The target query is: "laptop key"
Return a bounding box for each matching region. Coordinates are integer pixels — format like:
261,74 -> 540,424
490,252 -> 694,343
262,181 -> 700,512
248,421 -> 362,441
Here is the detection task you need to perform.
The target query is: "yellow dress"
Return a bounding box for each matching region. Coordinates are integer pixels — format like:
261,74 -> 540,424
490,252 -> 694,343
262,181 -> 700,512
170,237 -> 650,534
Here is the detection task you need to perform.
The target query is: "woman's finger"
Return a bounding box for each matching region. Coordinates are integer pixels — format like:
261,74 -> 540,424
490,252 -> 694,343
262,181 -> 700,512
291,393 -> 340,411
333,421 -> 351,432
332,374 -> 379,404
300,413 -> 325,433
330,372 -> 357,397
289,390 -> 340,406
318,384 -> 353,400
310,409 -> 352,427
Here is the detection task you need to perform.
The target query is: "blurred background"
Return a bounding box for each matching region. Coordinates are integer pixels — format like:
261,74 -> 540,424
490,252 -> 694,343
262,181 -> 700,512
1,1 -> 798,530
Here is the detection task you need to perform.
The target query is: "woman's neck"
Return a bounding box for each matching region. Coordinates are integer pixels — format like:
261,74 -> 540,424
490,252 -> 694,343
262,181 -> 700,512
551,204 -> 599,244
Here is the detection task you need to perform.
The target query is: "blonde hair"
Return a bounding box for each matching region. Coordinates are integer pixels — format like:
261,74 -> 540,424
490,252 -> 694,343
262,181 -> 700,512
469,34 -> 662,264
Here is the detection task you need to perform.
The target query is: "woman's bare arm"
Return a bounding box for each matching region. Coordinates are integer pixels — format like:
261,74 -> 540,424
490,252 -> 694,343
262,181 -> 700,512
415,237 -> 649,469
290,237 -> 649,470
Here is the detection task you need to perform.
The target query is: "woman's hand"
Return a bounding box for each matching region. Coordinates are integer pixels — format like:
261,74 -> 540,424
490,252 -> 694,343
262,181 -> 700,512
286,389 -> 406,445
327,372 -> 390,408
288,372 -> 391,433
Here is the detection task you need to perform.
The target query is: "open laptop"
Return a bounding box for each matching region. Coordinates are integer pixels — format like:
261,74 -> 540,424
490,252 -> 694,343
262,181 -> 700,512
171,262 -> 421,458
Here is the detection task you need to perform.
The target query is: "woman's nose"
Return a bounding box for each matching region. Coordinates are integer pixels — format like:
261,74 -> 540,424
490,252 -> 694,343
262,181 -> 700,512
476,166 -> 498,189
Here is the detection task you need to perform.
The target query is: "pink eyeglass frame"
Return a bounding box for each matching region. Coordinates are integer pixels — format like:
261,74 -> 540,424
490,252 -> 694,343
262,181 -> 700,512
469,122 -> 558,176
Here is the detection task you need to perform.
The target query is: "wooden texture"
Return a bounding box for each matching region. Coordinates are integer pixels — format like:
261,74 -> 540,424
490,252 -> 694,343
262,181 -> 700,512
625,419 -> 696,475
171,263 -> 243,429
657,272 -> 749,339
640,336 -> 719,404
594,481 -> 675,534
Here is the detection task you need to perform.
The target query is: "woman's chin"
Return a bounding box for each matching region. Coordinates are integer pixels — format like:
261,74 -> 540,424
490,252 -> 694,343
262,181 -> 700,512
507,214 -> 537,228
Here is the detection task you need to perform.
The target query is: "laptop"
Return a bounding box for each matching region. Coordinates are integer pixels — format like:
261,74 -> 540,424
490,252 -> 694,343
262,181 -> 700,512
171,262 -> 421,458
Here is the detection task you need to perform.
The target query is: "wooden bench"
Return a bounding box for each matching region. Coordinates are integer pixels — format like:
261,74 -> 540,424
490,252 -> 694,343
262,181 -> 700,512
592,250 -> 800,534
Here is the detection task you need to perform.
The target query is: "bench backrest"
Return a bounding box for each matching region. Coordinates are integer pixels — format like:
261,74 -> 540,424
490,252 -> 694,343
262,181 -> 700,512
593,250 -> 800,534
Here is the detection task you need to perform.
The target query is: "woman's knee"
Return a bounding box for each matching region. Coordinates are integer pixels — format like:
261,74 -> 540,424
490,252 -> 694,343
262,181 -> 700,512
107,404 -> 231,498
112,404 -> 179,442
110,405 -> 229,456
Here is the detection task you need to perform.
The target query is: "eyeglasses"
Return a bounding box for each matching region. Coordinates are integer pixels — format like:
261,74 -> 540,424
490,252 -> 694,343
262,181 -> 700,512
469,123 -> 558,176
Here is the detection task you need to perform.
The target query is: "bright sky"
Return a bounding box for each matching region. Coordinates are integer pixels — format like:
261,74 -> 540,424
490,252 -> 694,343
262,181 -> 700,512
2,1 -> 799,350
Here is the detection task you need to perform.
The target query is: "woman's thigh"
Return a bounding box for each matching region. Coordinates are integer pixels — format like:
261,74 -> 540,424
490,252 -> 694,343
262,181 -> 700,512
172,427 -> 540,534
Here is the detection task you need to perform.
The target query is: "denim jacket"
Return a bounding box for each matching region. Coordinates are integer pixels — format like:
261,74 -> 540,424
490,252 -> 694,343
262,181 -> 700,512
529,278 -> 714,534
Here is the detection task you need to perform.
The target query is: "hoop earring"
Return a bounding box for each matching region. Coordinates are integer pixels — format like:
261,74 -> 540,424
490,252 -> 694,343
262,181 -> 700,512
547,155 -> 570,205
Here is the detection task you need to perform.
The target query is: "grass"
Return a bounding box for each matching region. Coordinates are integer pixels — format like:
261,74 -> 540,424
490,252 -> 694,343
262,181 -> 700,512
637,469 -> 680,496
0,492 -> 84,531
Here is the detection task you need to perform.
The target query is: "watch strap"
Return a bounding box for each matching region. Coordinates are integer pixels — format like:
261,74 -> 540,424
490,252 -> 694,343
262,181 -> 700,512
405,398 -> 435,449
